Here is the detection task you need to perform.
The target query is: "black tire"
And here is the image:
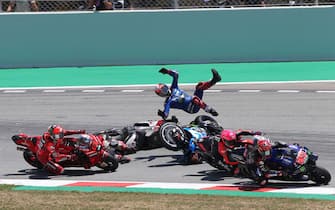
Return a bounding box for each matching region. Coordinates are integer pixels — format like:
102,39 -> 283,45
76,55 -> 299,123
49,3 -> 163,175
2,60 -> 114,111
103,154 -> 119,172
159,122 -> 185,151
23,150 -> 44,169
311,166 -> 331,185
192,115 -> 222,134
193,115 -> 218,125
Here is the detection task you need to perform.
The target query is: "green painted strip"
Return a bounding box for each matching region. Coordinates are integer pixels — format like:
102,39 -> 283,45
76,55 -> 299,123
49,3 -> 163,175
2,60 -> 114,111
14,186 -> 335,200
1,61 -> 335,88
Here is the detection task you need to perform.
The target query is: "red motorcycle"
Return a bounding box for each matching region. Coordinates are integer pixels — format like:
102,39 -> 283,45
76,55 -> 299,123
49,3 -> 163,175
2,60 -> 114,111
12,133 -> 119,173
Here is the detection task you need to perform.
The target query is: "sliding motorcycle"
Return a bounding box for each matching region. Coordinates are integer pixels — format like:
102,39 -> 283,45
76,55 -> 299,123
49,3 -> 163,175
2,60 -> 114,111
12,133 -> 119,173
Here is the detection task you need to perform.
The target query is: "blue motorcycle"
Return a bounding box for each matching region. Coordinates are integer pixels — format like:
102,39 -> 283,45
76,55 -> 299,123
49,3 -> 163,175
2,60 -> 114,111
235,139 -> 331,185
266,142 -> 331,185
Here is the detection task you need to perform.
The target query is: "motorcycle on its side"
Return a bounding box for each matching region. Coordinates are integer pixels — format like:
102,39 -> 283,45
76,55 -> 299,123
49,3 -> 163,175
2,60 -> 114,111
12,133 -> 119,173
158,115 -> 229,166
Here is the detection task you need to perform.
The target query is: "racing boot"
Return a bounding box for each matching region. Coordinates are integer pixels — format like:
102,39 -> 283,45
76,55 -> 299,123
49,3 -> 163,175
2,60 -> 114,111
210,68 -> 222,85
45,161 -> 64,175
196,68 -> 222,90
205,106 -> 218,116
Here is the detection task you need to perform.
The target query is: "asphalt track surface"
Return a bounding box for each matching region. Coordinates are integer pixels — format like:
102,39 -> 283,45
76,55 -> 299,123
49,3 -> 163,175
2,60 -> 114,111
0,82 -> 334,189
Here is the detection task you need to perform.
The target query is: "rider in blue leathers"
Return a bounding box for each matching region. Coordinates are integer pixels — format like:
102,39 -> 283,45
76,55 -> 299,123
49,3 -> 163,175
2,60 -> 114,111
155,68 -> 222,119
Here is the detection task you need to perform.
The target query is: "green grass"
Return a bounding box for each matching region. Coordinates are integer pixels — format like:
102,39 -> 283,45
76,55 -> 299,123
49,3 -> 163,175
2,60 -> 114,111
1,185 -> 334,210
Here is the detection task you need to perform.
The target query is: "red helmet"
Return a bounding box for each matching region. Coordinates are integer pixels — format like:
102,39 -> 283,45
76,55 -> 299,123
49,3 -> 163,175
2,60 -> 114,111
48,125 -> 64,142
155,83 -> 170,97
255,136 -> 272,159
220,129 -> 237,148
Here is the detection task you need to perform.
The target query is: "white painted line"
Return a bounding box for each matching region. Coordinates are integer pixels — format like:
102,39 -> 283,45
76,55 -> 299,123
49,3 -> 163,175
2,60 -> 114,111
277,90 -> 300,93
316,90 -> 335,93
0,80 -> 334,91
271,187 -> 335,195
204,89 -> 222,93
3,90 -> 26,93
82,90 -> 105,93
121,90 -> 144,93
238,90 -> 261,93
0,179 -> 76,187
43,90 -> 66,93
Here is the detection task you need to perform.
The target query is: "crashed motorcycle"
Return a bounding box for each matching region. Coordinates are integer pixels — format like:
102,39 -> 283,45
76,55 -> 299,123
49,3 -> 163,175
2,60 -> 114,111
159,115 -> 222,151
12,133 -> 119,173
96,116 -> 180,153
158,115 -> 226,165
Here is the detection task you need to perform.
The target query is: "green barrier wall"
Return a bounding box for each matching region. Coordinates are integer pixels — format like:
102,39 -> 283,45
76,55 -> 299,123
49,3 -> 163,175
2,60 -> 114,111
1,7 -> 335,68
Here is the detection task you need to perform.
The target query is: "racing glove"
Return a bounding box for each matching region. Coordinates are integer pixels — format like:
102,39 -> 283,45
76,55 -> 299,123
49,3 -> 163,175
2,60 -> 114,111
157,109 -> 166,119
159,68 -> 169,74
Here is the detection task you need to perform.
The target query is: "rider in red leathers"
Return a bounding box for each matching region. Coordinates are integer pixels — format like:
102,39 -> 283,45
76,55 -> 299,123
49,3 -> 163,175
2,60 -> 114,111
219,129 -> 262,169
36,125 -> 85,175
75,134 -> 120,169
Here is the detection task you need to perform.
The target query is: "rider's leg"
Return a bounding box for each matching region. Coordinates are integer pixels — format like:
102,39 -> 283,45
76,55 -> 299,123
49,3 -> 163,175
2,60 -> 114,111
45,161 -> 64,175
191,69 -> 220,116
192,96 -> 218,116
195,69 -> 222,92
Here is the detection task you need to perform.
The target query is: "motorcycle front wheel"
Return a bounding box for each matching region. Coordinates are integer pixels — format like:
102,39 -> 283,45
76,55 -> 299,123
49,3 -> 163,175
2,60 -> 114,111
310,166 -> 331,185
159,122 -> 185,151
23,150 -> 44,169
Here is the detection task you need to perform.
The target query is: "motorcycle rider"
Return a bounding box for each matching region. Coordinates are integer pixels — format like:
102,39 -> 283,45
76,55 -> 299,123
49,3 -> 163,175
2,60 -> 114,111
221,129 -> 263,149
155,68 -> 221,119
219,129 -> 262,168
36,125 -> 85,175
76,134 -> 120,169
241,135 -> 285,185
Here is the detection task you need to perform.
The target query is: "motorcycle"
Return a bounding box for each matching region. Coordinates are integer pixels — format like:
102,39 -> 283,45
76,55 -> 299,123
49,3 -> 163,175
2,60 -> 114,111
266,142 -> 331,185
158,115 -> 226,165
12,133 -> 119,173
95,116 -> 178,153
233,137 -> 331,185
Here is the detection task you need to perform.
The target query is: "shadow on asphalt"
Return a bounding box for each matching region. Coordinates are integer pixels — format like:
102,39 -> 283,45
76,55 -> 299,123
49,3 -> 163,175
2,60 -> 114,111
5,168 -> 114,179
135,154 -> 194,167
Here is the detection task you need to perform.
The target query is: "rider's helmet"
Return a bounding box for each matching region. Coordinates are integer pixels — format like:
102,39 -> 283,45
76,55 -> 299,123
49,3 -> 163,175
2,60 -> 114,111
78,134 -> 92,149
48,125 -> 64,143
220,129 -> 237,149
155,83 -> 170,97
254,135 -> 272,159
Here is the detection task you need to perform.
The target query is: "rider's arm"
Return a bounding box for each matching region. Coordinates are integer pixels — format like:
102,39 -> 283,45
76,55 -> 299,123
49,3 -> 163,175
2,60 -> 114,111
64,129 -> 86,136
160,68 -> 179,89
162,98 -> 172,119
236,129 -> 262,140
168,70 -> 179,89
